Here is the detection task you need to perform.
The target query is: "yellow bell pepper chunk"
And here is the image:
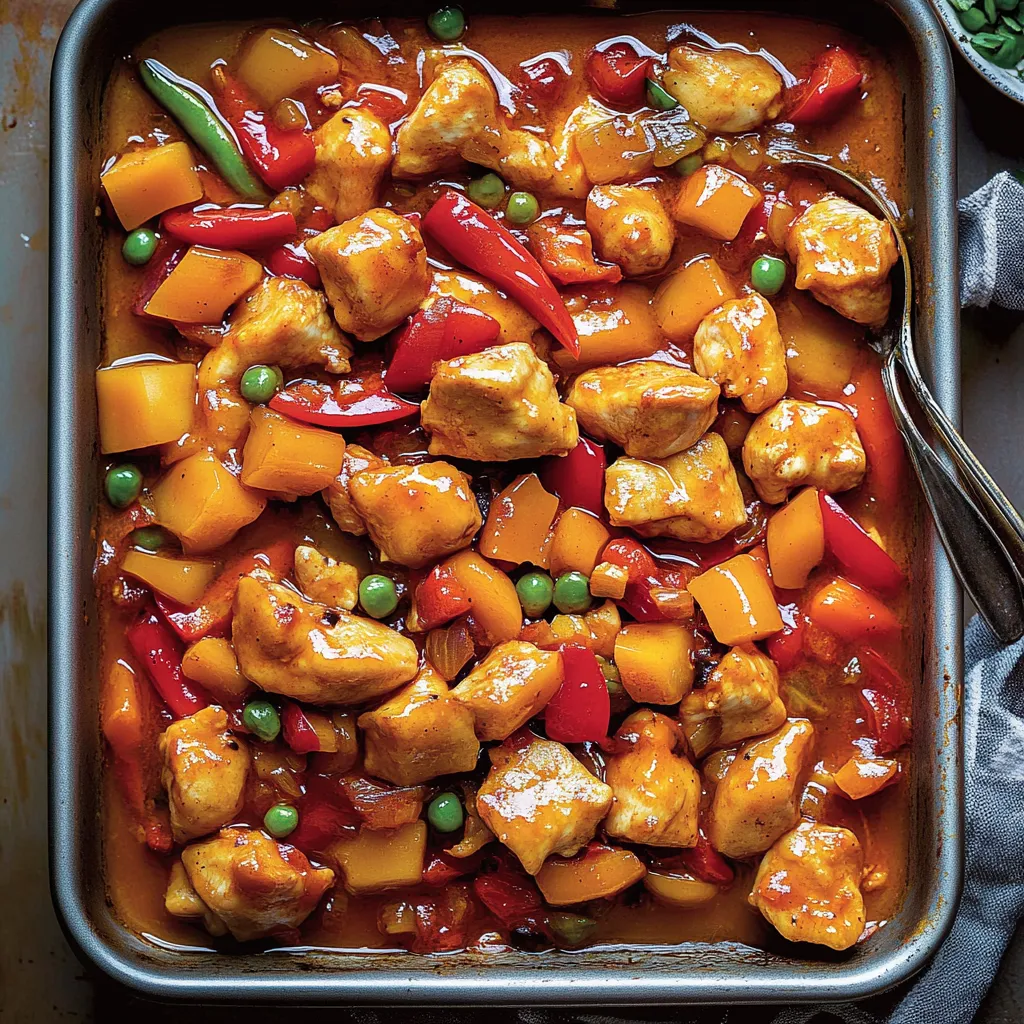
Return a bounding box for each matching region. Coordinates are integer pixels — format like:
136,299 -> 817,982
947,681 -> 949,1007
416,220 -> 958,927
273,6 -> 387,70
145,246 -> 263,324
614,622 -> 695,704
536,845 -> 646,906
688,552 -> 783,644
330,820 -> 427,896
766,487 -> 825,590
96,361 -> 197,454
240,407 -> 347,496
653,256 -> 736,342
121,549 -> 218,605
548,507 -> 612,577
100,141 -> 203,231
236,28 -> 340,106
478,473 -> 559,568
181,637 -> 250,701
673,164 -> 761,242
152,451 -> 266,554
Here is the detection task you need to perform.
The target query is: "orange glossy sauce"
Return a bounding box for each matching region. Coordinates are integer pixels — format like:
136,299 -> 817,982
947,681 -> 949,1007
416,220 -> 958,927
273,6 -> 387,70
98,13 -> 912,958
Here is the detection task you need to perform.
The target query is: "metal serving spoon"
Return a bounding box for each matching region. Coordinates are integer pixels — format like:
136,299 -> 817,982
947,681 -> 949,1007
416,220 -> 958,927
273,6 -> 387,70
781,157 -> 1024,643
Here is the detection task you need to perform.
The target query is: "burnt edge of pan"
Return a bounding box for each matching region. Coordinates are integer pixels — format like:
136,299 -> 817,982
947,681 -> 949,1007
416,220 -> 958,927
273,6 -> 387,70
47,0 -> 964,1004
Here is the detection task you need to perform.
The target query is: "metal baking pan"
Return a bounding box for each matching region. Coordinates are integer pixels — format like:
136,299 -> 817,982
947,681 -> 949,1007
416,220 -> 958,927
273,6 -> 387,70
49,0 -> 963,1005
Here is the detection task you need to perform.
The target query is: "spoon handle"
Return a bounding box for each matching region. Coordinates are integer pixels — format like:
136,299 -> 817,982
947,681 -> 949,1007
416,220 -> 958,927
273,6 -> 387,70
898,335 -> 1024,577
881,358 -> 1024,644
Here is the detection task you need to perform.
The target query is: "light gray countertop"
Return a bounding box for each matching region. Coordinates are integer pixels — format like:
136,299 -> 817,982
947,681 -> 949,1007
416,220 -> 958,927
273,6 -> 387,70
2,3 -> 1022,1020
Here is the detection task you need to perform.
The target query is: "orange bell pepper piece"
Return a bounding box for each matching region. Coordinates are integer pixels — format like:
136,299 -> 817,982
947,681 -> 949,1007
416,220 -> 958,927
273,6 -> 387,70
446,550 -> 522,645
536,843 -> 646,906
673,165 -> 761,241
833,755 -> 899,800
101,141 -> 203,230
766,487 -> 825,590
688,552 -> 784,645
807,577 -> 901,642
145,245 -> 263,323
548,507 -> 612,578
478,473 -> 559,568
613,622 -> 695,704
96,361 -> 197,454
240,407 -> 347,496
653,255 -> 736,342
121,550 -> 218,605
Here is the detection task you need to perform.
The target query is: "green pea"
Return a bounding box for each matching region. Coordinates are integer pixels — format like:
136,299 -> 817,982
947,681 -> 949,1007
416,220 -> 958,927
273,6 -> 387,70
673,153 -> 704,177
240,364 -> 284,404
553,571 -> 592,614
359,574 -> 398,619
750,255 -> 787,297
516,572 -> 554,618
549,912 -> 597,947
505,191 -> 540,225
646,79 -> 679,111
122,228 -> 158,266
105,464 -> 142,509
132,526 -> 166,551
427,6 -> 466,40
960,6 -> 990,29
243,700 -> 281,742
264,803 -> 299,838
467,172 -> 506,210
427,792 -> 464,833
596,655 -> 621,688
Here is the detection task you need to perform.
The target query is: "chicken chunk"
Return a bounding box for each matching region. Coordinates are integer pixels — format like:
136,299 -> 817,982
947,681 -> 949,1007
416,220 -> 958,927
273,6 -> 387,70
322,444 -> 388,536
394,59 -> 555,191
158,706 -> 249,844
693,293 -> 788,414
706,718 -> 815,859
750,820 -> 866,951
528,220 -> 623,287
232,576 -> 418,704
742,399 -> 866,504
681,645 -> 787,756
429,270 -> 539,345
786,197 -> 899,327
193,276 -> 353,457
348,460 -> 482,569
451,641 -> 563,741
421,343 -> 579,461
586,186 -> 675,277
358,665 -> 480,785
164,860 -> 228,937
663,44 -> 783,132
293,544 -> 359,610
603,710 -> 700,848
604,432 -> 747,543
304,108 -> 392,224
477,734 -> 613,875
548,97 -> 610,199
566,360 -> 720,459
306,208 -> 430,342
178,827 -> 333,942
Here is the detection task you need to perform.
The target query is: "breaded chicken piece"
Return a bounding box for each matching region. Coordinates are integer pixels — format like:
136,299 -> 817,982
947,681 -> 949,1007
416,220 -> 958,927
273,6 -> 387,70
477,734 -> 613,875
694,293 -> 788,414
348,460 -> 482,568
566,360 -> 720,459
742,399 -> 866,504
604,433 -> 747,543
359,666 -> 480,786
232,576 -> 418,704
586,185 -> 676,277
786,197 -> 899,327
548,97 -> 610,199
663,44 -> 783,132
306,208 -> 430,342
177,827 -> 333,942
603,710 -> 700,848
304,108 -> 392,224
322,444 -> 388,537
421,343 -> 579,461
706,719 -> 815,859
394,60 -> 554,191
451,640 -> 564,741
750,820 -> 866,951
293,544 -> 359,611
681,645 -> 787,756
158,706 -> 249,844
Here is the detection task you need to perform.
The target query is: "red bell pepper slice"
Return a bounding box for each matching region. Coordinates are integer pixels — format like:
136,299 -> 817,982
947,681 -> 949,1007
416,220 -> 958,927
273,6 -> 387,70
601,537 -> 658,581
845,363 -> 904,508
808,577 -> 901,644
131,236 -> 186,317
600,537 -> 676,621
127,606 -> 210,719
264,240 -> 320,288
473,868 -> 551,938
161,207 -> 297,249
544,643 -> 610,743
155,542 -> 294,643
385,296 -> 501,394
787,46 -> 863,125
423,849 -> 483,886
857,647 -> 910,753
213,72 -> 316,190
819,493 -> 905,594
349,85 -> 408,124
280,700 -> 324,754
585,41 -> 651,108
539,436 -> 607,516
415,563 -> 472,630
676,833 -> 735,886
765,601 -> 807,672
269,377 -> 419,428
422,190 -> 579,357
516,55 -> 570,111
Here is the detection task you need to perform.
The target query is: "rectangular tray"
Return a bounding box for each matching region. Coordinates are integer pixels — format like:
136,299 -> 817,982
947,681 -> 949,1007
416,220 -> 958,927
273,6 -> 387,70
48,0 -> 964,1004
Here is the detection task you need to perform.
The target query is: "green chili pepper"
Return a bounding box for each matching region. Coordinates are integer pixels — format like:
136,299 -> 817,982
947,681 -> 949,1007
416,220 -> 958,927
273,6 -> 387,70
137,59 -> 267,202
